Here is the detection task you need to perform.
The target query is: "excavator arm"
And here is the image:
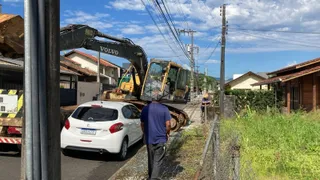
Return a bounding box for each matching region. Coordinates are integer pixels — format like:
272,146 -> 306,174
60,24 -> 148,98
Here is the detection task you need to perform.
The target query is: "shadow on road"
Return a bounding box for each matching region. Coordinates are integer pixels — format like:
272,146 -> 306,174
62,140 -> 144,162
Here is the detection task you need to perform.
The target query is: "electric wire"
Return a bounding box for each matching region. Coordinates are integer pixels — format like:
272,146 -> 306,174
206,39 -> 221,62
229,27 -> 320,35
154,0 -> 191,60
174,0 -> 190,29
141,0 -> 186,64
235,30 -> 320,49
147,0 -> 188,62
200,39 -> 221,65
202,35 -> 221,54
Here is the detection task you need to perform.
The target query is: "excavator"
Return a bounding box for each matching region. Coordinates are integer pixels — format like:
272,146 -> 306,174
60,24 -> 190,131
0,14 -> 189,152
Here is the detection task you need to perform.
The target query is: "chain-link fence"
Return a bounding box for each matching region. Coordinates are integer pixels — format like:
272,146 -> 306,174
194,114 -> 242,180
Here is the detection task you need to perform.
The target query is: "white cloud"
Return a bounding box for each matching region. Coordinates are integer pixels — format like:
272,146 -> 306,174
286,61 -> 297,67
183,64 -> 191,70
104,5 -> 112,9
198,59 -> 220,64
121,25 -> 145,35
109,0 -> 145,11
136,0 -> 320,53
62,11 -> 113,29
64,0 -> 320,59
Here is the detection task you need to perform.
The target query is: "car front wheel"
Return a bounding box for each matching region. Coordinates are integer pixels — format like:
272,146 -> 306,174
117,138 -> 128,161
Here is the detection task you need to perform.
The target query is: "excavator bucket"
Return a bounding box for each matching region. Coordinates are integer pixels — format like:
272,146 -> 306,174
0,14 -> 24,58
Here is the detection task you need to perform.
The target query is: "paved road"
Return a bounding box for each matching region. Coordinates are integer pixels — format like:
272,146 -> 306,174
0,141 -> 144,180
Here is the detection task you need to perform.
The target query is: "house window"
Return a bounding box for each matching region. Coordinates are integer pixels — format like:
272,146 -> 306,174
0,97 -> 3,103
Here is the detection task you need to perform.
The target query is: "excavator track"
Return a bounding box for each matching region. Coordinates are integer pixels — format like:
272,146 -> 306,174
100,99 -> 189,132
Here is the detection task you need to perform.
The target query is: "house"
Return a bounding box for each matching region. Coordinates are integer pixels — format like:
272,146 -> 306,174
64,50 -> 123,85
0,56 -> 80,106
224,71 -> 269,90
252,57 -> 320,112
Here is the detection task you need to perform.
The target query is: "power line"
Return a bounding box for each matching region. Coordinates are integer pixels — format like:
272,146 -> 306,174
153,0 -> 191,60
229,27 -> 320,35
160,0 -> 180,38
236,31 -> 320,49
141,0 -> 186,64
142,0 -> 187,65
200,39 -> 221,65
174,0 -> 189,28
202,35 -> 221,54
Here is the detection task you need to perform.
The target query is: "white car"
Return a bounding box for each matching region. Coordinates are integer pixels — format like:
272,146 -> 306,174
60,101 -> 143,160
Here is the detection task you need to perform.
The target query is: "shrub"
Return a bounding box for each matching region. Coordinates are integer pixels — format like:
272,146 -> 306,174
224,89 -> 283,112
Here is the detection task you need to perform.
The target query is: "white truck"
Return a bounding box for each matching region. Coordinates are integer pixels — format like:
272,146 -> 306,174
0,89 -> 23,151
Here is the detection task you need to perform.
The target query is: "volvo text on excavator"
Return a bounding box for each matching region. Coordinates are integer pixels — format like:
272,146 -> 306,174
60,24 -> 190,131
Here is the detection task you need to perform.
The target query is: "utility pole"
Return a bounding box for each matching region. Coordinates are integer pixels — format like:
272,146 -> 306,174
23,0 -> 60,179
97,51 -> 100,83
179,29 -> 196,101
97,51 -> 103,99
196,65 -> 200,95
220,4 -> 227,117
204,67 -> 207,93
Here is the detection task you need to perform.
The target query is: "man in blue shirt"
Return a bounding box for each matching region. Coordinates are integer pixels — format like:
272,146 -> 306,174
140,100 -> 171,180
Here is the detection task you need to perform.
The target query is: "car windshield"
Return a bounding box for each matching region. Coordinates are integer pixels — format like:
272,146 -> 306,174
71,106 -> 118,121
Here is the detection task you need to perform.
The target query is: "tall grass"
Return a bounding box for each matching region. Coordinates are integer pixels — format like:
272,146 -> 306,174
221,108 -> 320,179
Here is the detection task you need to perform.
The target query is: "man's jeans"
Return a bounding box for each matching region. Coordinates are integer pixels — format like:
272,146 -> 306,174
146,143 -> 166,180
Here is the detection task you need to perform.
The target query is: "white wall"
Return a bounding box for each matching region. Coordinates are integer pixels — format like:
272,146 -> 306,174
77,81 -> 100,104
230,75 -> 268,90
67,54 -> 119,84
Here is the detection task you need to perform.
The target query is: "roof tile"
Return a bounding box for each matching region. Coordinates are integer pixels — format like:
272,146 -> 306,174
253,64 -> 320,86
268,57 -> 320,75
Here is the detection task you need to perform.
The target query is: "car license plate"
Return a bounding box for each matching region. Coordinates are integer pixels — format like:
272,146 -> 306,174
80,128 -> 96,135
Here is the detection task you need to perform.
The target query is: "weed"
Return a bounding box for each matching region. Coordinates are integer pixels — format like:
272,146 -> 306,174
221,110 -> 320,179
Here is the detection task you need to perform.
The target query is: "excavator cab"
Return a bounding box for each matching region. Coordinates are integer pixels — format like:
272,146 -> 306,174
140,59 -> 189,102
118,65 -> 140,93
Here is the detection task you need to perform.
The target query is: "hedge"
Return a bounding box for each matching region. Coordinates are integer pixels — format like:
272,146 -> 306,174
213,89 -> 284,112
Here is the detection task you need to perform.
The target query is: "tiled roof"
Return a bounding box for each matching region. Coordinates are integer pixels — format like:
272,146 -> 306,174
268,57 -> 320,75
252,64 -> 320,86
0,57 -> 80,75
60,59 -> 97,76
60,66 -> 81,76
65,50 -> 117,68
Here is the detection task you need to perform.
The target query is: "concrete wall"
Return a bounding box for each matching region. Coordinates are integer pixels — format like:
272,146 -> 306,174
77,81 -> 100,105
229,75 -> 268,90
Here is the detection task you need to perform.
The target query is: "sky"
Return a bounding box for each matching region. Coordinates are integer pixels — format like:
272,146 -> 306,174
1,0 -> 320,79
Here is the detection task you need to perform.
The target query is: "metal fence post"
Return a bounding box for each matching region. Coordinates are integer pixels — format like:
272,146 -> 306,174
213,116 -> 220,180
232,137 -> 240,180
204,104 -> 207,123
212,127 -> 216,179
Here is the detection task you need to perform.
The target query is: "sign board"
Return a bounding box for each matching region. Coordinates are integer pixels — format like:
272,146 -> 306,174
0,94 -> 18,114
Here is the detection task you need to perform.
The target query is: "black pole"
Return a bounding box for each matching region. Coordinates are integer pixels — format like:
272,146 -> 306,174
39,0 -> 49,179
45,0 -> 61,179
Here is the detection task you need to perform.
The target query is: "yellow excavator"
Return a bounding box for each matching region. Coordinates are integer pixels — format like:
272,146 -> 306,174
60,24 -> 190,131
0,16 -> 190,132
